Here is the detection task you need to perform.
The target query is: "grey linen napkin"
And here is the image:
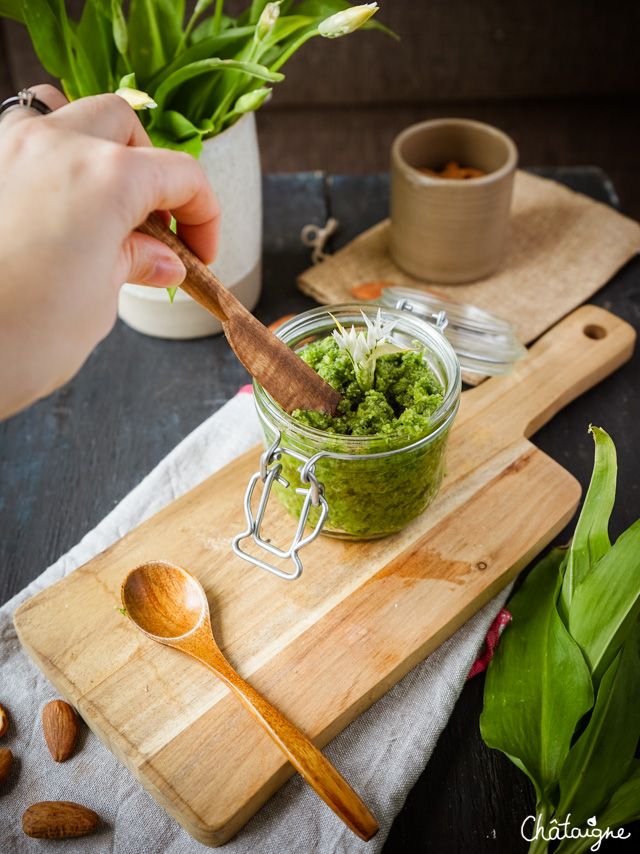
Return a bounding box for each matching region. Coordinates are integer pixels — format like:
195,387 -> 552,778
0,392 -> 511,852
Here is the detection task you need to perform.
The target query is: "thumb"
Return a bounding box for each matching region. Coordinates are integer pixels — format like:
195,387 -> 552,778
117,232 -> 186,288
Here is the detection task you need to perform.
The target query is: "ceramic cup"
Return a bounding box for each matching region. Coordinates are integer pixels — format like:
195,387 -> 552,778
390,118 -> 518,283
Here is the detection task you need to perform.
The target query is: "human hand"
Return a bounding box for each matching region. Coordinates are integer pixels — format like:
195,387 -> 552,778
0,85 -> 220,419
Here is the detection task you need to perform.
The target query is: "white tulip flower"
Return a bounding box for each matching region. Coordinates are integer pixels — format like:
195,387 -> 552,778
115,87 -> 157,110
318,3 -> 378,39
255,1 -> 282,42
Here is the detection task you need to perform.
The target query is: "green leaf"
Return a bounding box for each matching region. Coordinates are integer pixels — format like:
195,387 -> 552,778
192,11 -> 237,41
129,0 -> 183,85
249,0 -> 270,25
111,0 -> 128,56
597,760 -> 640,829
559,426 -> 617,621
21,0 -> 73,79
153,58 -> 284,109
554,762 -> 640,854
233,86 -> 271,113
480,549 -> 594,805
155,109 -> 213,141
145,27 -> 255,92
119,72 -> 137,89
568,518 -> 640,685
0,1 -> 24,22
167,287 -> 178,303
147,126 -> 203,158
76,0 -> 117,93
556,620 -> 640,827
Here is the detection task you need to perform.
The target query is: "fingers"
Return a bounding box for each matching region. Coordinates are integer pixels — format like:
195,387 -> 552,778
46,93 -> 152,147
126,146 -> 221,265
29,84 -> 68,111
0,83 -> 68,132
117,232 -> 186,288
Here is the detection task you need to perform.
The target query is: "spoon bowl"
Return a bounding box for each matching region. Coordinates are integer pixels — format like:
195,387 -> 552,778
121,560 -> 378,842
122,560 -> 207,640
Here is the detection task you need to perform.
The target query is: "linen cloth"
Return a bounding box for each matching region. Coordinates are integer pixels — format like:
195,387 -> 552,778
0,392 -> 511,853
298,170 -> 640,354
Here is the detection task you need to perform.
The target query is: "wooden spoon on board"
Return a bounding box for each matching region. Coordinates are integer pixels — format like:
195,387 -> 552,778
121,560 -> 379,842
137,213 -> 342,416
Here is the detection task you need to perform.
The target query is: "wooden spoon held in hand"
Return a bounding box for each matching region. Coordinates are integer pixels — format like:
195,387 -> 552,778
122,560 -> 379,841
138,214 -> 341,416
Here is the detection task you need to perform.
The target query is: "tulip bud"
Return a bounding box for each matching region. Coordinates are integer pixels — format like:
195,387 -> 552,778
115,87 -> 158,110
234,88 -> 272,114
318,2 -> 378,38
255,2 -> 281,42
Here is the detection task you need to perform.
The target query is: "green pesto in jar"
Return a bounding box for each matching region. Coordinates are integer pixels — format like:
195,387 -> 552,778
291,337 -> 444,441
267,337 -> 451,539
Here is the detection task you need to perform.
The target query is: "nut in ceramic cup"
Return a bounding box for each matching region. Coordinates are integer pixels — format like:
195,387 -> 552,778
390,118 -> 518,283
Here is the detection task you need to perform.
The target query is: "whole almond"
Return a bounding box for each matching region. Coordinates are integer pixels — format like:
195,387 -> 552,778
0,748 -> 13,787
42,700 -> 79,762
0,703 -> 8,737
22,801 -> 100,839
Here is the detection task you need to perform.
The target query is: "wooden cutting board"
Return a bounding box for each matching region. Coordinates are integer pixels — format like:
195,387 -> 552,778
14,305 -> 635,847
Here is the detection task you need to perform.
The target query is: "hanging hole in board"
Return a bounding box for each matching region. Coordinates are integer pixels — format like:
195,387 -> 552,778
583,324 -> 607,340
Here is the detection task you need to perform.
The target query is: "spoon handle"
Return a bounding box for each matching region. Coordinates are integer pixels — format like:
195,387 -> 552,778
138,213 -> 236,324
209,658 -> 378,841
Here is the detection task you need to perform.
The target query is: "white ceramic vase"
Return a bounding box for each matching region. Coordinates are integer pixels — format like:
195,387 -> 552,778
118,112 -> 262,338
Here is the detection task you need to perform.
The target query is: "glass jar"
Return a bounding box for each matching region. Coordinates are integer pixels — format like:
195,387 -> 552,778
253,303 -> 461,540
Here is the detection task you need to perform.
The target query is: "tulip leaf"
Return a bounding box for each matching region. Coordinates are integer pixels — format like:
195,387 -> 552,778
568,517 -> 640,686
556,620 -> 640,827
146,27 -> 256,91
249,0 -> 270,24
154,109 -> 214,141
147,125 -> 203,158
129,0 -> 183,85
75,0 -> 116,95
559,426 -> 617,622
154,58 -> 284,109
480,549 -> 594,805
21,0 -> 73,79
0,0 -> 23,22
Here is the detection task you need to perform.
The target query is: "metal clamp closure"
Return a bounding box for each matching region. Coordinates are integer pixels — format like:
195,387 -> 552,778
395,298 -> 448,333
232,433 -> 329,580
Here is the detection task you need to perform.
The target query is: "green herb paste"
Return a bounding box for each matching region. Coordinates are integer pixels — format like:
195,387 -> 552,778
267,337 -> 453,539
291,337 -> 444,441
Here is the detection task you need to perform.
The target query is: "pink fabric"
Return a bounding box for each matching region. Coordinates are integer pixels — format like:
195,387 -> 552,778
467,608 -> 512,680
237,384 -> 254,395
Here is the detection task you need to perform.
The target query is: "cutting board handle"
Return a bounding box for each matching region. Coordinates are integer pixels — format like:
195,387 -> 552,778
460,305 -> 636,442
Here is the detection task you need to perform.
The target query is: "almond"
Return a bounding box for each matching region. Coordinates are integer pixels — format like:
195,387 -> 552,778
42,700 -> 79,762
0,748 -> 13,787
0,702 -> 7,737
22,801 -> 100,839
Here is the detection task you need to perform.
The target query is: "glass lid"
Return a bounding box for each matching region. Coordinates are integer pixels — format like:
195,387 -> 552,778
379,286 -> 527,376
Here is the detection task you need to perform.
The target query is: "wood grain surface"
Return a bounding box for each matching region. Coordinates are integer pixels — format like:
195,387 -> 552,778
2,170 -> 639,852
13,304 -> 634,846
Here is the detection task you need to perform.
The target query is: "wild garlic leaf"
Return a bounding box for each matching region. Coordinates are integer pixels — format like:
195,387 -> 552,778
480,548 -> 594,806
556,619 -> 640,828
568,517 -> 640,686
559,426 -> 617,622
554,761 -> 640,854
22,0 -> 73,80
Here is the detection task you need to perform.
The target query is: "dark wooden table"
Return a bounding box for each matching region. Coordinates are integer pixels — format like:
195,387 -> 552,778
1,168 -> 638,851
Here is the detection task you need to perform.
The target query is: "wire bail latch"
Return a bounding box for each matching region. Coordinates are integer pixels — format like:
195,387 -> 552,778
232,433 -> 329,580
